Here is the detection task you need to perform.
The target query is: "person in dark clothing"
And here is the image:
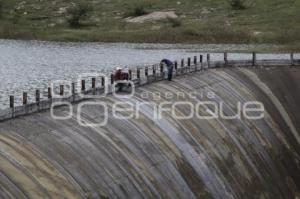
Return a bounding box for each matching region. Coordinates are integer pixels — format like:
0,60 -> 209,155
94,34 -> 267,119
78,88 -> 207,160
113,67 -> 124,91
160,59 -> 174,81
114,67 -> 123,81
114,66 -> 131,92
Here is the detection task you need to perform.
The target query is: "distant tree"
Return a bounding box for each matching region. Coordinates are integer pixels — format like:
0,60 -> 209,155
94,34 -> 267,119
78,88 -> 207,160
229,0 -> 246,10
67,3 -> 92,28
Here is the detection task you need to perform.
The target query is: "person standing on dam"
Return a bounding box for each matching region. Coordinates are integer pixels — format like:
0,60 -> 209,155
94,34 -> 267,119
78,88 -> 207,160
113,66 -> 132,92
160,59 -> 174,81
113,67 -> 124,91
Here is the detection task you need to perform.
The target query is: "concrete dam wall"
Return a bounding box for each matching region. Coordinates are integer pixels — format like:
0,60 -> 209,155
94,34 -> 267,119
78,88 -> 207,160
0,67 -> 300,199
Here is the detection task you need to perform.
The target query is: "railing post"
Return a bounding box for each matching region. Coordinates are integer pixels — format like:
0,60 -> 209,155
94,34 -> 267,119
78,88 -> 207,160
71,83 -> 75,95
193,56 -> 196,72
194,56 -> 197,71
110,74 -> 114,84
181,59 -> 184,74
23,92 -> 28,114
36,90 -> 40,105
137,68 -> 140,79
22,92 -> 27,105
200,55 -> 203,70
160,64 -> 164,77
252,52 -> 256,66
92,77 -> 96,89
224,52 -> 228,66
92,77 -> 96,95
101,77 -> 105,87
153,66 -> 156,80
60,85 -> 64,96
9,95 -> 14,118
81,80 -> 86,91
188,57 -> 191,72
129,70 -> 132,80
291,53 -> 294,66
207,54 -> 211,68
71,83 -> 75,102
145,67 -> 148,77
48,87 -> 52,99
9,95 -> 14,109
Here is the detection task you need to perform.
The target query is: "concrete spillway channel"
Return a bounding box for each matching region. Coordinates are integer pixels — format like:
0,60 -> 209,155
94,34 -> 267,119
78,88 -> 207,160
0,67 -> 300,199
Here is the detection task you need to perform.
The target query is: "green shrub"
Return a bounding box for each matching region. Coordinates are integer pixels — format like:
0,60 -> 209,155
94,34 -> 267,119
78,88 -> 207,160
168,18 -> 182,28
12,10 -> 21,24
126,5 -> 148,17
132,5 -> 147,16
126,1 -> 152,17
229,0 -> 246,10
183,28 -> 200,37
67,3 -> 92,28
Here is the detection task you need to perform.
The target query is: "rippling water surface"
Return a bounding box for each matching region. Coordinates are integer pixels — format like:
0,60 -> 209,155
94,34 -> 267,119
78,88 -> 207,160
0,40 -> 298,109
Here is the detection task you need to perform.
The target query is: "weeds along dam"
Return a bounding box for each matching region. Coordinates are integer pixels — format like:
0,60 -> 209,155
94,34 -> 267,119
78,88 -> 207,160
1,67 -> 300,198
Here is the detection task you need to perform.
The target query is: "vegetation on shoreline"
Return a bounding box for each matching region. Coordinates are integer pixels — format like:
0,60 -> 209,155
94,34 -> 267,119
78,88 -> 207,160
0,0 -> 299,50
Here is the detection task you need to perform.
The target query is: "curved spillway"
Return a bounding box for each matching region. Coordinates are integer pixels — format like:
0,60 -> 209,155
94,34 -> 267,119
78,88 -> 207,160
0,67 -> 300,199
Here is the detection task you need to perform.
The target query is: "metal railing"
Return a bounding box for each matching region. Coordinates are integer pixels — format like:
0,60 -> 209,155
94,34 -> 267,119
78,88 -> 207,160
0,52 -> 299,121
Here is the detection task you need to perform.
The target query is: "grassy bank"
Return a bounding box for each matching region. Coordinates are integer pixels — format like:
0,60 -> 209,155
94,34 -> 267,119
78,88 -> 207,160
0,0 -> 300,50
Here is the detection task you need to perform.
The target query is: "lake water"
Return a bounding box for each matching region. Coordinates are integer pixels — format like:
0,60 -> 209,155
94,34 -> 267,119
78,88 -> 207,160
0,40 -> 298,109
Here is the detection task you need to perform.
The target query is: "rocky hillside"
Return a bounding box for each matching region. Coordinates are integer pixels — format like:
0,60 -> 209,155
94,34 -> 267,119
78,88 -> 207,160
0,0 -> 299,47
